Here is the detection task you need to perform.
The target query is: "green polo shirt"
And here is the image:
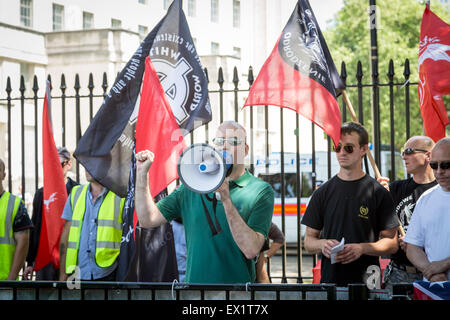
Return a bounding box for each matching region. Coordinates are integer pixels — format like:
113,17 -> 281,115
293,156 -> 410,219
157,169 -> 274,283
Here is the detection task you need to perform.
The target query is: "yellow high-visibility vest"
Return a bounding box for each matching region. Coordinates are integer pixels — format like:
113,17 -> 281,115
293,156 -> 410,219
65,184 -> 124,274
0,192 -> 22,280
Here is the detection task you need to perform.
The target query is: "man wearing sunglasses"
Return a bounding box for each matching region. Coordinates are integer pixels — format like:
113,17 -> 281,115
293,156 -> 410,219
135,121 -> 274,283
376,136 -> 436,291
24,147 -> 79,281
302,122 -> 399,287
405,137 -> 450,282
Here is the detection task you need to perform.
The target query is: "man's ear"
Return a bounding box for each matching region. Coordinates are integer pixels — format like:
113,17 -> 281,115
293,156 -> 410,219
361,144 -> 369,157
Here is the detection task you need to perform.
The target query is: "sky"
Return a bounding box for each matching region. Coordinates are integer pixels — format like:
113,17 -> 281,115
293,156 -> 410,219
309,0 -> 344,30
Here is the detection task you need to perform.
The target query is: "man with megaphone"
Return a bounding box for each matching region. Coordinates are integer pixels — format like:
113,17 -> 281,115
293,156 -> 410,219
135,121 -> 274,283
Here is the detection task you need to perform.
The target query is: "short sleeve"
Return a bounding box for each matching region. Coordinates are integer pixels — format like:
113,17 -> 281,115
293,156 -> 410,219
404,199 -> 424,247
301,189 -> 323,231
268,223 -> 285,244
376,187 -> 399,231
61,196 -> 74,221
156,186 -> 183,222
246,184 -> 274,238
13,202 -> 33,232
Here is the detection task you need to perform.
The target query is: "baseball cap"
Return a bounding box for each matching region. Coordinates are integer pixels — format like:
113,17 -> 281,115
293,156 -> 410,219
57,147 -> 71,161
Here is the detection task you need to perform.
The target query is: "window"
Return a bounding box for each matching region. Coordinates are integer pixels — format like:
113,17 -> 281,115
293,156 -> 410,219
111,19 -> 122,28
20,0 -> 32,27
233,47 -> 241,58
163,0 -> 171,10
211,0 -> 219,23
138,0 -> 146,4
52,3 -> 64,31
233,0 -> 240,28
83,11 -> 94,29
138,25 -> 148,40
188,0 -> 196,17
211,42 -> 220,55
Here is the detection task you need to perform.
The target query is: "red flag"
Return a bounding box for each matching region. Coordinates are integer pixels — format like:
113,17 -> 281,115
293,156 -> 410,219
418,6 -> 450,142
243,0 -> 344,147
34,81 -> 67,271
135,56 -> 186,198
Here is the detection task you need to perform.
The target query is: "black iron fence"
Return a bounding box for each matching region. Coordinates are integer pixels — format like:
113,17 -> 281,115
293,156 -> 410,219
0,281 -> 414,300
0,59 -> 423,283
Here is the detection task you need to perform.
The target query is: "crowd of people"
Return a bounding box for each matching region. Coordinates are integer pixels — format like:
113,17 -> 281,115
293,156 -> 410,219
0,120 -> 449,292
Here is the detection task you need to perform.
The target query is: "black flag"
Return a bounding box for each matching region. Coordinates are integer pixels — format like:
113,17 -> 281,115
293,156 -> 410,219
74,0 -> 211,197
74,0 -> 211,281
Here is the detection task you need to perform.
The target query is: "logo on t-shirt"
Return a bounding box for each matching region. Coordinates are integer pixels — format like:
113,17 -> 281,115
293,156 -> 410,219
358,206 -> 369,219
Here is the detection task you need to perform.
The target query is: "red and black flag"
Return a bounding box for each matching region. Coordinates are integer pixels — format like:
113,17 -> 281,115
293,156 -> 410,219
243,0 -> 345,146
73,0 -> 211,281
418,5 -> 450,142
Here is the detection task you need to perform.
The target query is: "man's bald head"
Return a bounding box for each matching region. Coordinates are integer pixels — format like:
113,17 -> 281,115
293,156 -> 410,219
0,158 -> 4,174
404,136 -> 434,150
431,137 -> 450,191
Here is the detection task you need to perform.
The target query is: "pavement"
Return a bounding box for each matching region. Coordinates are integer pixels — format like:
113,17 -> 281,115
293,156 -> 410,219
267,253 -> 317,284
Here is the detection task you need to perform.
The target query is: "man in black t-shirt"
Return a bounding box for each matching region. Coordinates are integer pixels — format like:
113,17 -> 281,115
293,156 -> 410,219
377,136 -> 436,291
302,122 -> 399,287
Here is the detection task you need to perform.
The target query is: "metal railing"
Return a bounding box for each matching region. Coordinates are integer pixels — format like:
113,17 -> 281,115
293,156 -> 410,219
0,59 -> 424,283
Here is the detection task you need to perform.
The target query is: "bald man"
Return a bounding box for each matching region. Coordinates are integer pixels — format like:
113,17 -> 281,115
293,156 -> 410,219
378,136 -> 437,290
135,121 -> 274,283
405,137 -> 450,282
0,158 -> 33,280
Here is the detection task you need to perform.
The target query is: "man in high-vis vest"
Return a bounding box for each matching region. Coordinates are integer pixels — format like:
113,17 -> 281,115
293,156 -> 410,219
0,158 -> 33,280
59,169 -> 125,281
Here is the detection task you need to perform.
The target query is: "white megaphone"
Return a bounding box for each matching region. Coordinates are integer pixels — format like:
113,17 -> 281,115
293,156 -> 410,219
177,143 -> 233,194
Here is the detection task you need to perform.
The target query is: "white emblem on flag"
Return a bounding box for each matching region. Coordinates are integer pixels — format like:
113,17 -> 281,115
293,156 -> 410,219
419,36 -> 450,67
44,192 -> 58,211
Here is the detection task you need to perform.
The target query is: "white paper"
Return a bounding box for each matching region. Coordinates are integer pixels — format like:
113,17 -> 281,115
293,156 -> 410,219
330,238 -> 345,264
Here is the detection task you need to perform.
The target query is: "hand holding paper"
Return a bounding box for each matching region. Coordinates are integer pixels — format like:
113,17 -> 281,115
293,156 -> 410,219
330,238 -> 345,264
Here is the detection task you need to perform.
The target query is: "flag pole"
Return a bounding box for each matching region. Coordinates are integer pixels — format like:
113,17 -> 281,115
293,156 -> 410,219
341,90 -> 405,236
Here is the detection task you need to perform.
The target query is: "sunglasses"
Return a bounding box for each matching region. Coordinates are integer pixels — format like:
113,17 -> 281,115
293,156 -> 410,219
429,161 -> 450,170
334,144 -> 354,154
401,148 -> 428,157
212,137 -> 243,147
61,160 -> 68,168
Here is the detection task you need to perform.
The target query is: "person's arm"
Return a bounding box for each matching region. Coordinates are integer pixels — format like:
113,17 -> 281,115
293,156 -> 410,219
336,227 -> 398,264
405,244 -> 431,273
7,230 -> 29,280
264,241 -> 283,259
304,227 -> 340,258
59,220 -> 71,281
218,178 -> 264,259
134,150 -> 168,228
423,258 -> 450,280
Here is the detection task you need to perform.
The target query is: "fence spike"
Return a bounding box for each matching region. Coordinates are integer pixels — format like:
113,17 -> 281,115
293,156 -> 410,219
387,59 -> 395,81
88,73 -> 94,90
356,60 -> 363,82
233,66 -> 239,87
247,66 -> 254,87
102,72 -> 108,92
403,58 -> 410,79
47,75 -> 52,91
6,77 -> 11,94
32,75 -> 39,93
60,74 -> 66,91
74,74 -> 80,90
218,67 -> 224,88
19,75 -> 25,93
340,61 -> 347,83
